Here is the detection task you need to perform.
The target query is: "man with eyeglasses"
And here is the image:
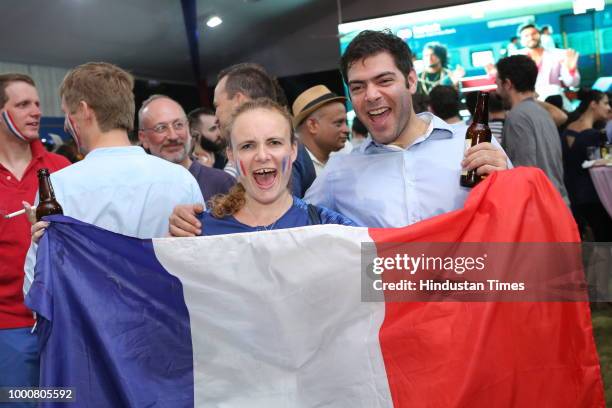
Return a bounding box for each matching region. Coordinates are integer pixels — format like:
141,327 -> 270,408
138,95 -> 235,202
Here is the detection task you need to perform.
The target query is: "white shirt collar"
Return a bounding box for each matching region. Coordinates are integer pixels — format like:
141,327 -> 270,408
360,112 -> 454,153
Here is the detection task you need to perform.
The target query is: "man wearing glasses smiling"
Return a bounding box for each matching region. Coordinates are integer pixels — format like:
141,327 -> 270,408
138,95 -> 235,203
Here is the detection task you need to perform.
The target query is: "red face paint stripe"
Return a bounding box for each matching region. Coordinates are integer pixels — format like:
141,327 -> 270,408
239,160 -> 247,177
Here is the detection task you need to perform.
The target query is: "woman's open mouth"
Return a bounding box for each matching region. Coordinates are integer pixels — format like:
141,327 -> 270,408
252,168 -> 277,189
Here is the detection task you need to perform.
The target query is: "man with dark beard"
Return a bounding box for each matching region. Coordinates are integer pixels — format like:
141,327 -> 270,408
138,95 -> 235,202
188,107 -> 228,170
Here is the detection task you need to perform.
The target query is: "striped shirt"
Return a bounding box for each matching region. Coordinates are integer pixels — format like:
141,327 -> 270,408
489,119 -> 505,145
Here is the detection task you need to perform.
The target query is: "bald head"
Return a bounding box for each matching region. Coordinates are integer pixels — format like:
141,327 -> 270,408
138,95 -> 183,125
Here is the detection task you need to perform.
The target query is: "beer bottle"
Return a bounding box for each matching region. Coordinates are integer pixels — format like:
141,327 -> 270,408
460,91 -> 492,188
36,168 -> 63,221
599,129 -> 609,160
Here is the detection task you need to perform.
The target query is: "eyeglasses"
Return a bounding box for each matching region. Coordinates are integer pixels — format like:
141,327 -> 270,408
141,118 -> 188,134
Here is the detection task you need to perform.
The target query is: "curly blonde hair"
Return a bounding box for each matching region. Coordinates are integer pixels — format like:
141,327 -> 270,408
209,183 -> 246,218
210,98 -> 295,218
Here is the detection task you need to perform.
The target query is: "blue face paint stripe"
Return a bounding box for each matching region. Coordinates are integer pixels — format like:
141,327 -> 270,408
2,111 -> 28,141
281,156 -> 289,174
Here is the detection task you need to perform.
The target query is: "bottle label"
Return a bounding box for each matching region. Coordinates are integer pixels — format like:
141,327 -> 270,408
461,138 -> 472,176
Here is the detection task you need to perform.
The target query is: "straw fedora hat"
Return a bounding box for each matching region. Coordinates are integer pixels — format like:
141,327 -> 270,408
292,85 -> 346,127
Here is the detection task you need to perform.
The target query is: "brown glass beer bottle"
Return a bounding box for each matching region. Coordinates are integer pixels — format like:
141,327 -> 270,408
460,91 -> 492,188
36,168 -> 63,221
599,129 -> 609,160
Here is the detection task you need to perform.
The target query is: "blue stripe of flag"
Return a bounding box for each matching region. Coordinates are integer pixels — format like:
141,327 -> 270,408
26,216 -> 194,408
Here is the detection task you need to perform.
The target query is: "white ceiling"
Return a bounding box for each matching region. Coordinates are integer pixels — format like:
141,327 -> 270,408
0,0 -> 465,84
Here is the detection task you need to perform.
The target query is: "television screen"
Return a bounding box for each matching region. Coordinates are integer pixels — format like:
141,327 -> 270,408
592,76 -> 612,91
338,0 -> 612,86
471,50 -> 495,67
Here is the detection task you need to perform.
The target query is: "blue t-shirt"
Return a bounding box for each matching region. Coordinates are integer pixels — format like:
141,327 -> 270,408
198,196 -> 356,236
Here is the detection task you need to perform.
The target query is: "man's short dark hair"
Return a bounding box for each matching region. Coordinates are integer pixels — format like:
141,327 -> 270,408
517,23 -> 538,36
352,116 -> 368,136
428,85 -> 459,120
424,42 -> 448,68
340,30 -> 413,83
544,94 -> 564,111
496,55 -> 538,93
0,73 -> 35,109
217,63 -> 277,101
187,106 -> 215,129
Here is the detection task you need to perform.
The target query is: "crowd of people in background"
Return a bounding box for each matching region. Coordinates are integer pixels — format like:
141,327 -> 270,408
410,22 -> 611,242
0,21 -> 611,398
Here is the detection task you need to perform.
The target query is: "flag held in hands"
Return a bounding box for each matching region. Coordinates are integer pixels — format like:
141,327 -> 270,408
27,168 -> 605,407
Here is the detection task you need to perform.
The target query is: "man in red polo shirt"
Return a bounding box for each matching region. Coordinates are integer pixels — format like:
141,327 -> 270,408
0,73 -> 70,393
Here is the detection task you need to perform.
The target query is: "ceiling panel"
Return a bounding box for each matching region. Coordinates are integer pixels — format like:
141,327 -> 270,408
0,0 -> 451,83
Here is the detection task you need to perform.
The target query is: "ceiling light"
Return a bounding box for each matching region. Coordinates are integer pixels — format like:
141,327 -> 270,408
573,0 -> 604,14
206,16 -> 222,28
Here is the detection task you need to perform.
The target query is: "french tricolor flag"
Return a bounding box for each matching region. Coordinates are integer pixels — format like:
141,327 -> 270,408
27,168 -> 604,407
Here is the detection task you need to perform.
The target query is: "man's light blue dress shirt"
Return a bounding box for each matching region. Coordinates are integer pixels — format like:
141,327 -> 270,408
305,113 -> 510,228
24,146 -> 204,293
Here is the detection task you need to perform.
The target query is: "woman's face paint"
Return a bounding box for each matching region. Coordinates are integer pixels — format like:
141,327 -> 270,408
230,108 -> 297,206
237,160 -> 247,178
238,159 -> 247,176
2,110 -> 29,142
281,156 -> 290,175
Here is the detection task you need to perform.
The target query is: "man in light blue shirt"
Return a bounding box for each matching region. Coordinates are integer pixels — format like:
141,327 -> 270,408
305,30 -> 509,228
24,62 -> 203,293
306,113 -> 476,227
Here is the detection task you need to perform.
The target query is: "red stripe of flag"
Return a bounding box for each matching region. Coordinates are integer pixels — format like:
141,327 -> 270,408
369,168 -> 604,407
